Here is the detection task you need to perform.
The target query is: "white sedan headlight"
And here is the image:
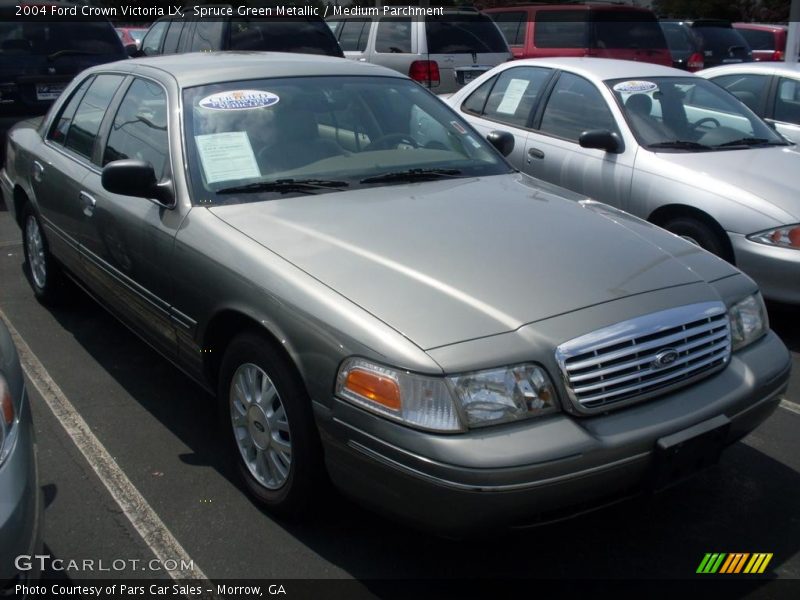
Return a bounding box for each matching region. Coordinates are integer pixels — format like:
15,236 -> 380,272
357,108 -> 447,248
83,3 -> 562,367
335,358 -> 559,432
728,293 -> 768,351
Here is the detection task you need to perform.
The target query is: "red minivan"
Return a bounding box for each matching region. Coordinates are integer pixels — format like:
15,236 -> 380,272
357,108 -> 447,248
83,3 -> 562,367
485,3 -> 672,66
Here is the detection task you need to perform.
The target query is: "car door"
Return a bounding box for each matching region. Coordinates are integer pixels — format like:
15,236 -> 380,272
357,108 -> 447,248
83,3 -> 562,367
78,76 -> 182,359
525,71 -> 635,211
457,66 -> 556,170
32,74 -> 125,275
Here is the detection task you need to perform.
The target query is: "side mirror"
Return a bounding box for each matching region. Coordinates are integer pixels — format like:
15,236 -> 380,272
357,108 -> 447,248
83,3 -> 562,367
486,130 -> 515,157
102,159 -> 174,207
124,43 -> 138,57
579,129 -> 623,153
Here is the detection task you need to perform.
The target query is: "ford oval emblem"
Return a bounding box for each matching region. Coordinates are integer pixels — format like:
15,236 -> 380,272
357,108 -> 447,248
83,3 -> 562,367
652,348 -> 679,370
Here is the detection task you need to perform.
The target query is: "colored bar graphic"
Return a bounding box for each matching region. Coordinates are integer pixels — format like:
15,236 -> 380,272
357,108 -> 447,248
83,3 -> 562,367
698,553 -> 773,574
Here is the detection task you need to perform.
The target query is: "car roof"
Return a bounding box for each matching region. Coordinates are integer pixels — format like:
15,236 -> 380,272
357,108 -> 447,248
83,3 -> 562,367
88,52 -> 404,88
500,57 -> 687,81
733,22 -> 787,31
700,61 -> 800,77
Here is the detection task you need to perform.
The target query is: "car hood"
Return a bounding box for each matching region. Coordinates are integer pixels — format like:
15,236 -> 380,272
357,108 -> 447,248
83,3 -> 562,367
650,145 -> 800,222
210,174 -> 737,350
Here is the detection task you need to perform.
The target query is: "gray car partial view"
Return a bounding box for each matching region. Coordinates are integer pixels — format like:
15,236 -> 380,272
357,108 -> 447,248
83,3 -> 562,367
447,57 -> 800,305
0,53 -> 791,533
0,317 -> 42,593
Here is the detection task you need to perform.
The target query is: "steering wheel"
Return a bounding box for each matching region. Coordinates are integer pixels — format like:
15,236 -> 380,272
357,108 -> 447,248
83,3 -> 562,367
691,117 -> 721,131
363,134 -> 419,151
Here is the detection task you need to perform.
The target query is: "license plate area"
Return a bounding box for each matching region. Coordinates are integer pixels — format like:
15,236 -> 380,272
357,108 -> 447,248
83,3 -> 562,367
651,414 -> 730,491
36,83 -> 66,101
455,68 -> 487,85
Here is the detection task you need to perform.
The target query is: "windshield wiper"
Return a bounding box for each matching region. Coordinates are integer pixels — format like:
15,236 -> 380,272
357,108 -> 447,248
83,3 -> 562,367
647,140 -> 712,151
47,49 -> 107,60
360,168 -> 463,184
714,137 -> 788,148
216,178 -> 349,195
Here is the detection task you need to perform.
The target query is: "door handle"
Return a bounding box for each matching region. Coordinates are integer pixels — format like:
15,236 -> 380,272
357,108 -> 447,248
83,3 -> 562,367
528,147 -> 545,160
79,191 -> 97,217
32,161 -> 44,182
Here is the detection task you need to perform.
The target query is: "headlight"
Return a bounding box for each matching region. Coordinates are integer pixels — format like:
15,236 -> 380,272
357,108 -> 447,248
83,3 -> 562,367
335,358 -> 559,432
728,293 -> 768,351
0,374 -> 17,467
748,224 -> 800,250
448,364 -> 558,428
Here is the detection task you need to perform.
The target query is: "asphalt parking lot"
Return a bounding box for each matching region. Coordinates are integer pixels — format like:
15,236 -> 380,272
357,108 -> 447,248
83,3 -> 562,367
0,206 -> 798,595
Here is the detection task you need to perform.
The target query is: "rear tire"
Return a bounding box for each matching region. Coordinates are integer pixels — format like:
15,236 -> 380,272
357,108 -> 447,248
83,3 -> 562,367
22,205 -> 66,304
662,216 -> 729,260
218,332 -> 321,516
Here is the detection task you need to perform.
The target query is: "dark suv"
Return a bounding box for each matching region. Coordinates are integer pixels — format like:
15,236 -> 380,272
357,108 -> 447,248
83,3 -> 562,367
0,1 -> 126,164
663,19 -> 753,68
138,13 -> 344,58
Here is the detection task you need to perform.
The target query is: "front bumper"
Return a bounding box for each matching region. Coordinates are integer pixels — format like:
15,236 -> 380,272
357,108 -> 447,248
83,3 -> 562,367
317,331 -> 790,534
0,389 -> 43,588
730,233 -> 800,304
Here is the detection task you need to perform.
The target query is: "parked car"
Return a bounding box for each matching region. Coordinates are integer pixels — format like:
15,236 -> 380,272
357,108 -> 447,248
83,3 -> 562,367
659,20 -> 704,71
1,53 -> 790,533
0,0 -> 127,165
0,317 -> 42,592
327,7 -> 510,93
700,62 -> 800,142
138,12 -> 343,58
446,57 -> 800,304
733,23 -> 787,62
662,19 -> 753,68
116,26 -> 148,52
486,3 -> 672,66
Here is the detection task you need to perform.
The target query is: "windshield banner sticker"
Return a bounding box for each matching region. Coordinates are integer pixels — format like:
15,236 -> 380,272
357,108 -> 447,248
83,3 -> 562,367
195,132 -> 260,184
613,80 -> 658,94
199,90 -> 280,111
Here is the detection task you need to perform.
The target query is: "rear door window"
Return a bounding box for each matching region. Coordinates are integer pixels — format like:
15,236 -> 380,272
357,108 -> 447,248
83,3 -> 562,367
426,14 -> 508,54
141,20 -> 168,56
592,12 -> 667,49
228,19 -> 343,56
490,11 -> 527,46
191,20 -> 225,52
334,19 -> 370,52
375,18 -> 412,54
64,74 -> 124,159
534,11 -> 588,48
162,19 -> 185,54
482,67 -> 554,128
49,77 -> 93,145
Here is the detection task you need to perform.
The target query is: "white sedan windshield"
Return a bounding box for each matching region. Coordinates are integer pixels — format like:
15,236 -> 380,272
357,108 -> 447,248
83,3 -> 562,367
608,76 -> 788,150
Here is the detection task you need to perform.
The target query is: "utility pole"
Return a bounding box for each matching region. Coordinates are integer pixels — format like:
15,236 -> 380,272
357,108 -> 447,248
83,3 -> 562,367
787,0 -> 799,64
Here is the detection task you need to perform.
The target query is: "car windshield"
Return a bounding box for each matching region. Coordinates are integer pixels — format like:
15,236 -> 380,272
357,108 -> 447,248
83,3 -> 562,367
607,76 -> 788,151
183,76 -> 511,204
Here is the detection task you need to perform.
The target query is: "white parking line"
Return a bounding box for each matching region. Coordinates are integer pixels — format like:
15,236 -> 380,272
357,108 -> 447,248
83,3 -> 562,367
0,308 -> 207,582
781,399 -> 800,416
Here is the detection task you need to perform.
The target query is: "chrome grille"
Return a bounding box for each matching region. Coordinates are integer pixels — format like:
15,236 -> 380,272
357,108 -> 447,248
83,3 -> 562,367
555,302 -> 731,413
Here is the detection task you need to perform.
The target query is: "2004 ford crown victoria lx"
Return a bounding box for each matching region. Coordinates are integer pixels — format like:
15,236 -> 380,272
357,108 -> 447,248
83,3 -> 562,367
0,53 -> 791,533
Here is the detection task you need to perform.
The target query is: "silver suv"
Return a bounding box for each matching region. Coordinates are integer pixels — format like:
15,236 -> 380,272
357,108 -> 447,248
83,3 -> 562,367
327,8 -> 511,93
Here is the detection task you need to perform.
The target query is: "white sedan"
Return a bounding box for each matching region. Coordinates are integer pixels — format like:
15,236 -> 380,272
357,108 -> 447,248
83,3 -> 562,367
699,61 -> 800,142
445,57 -> 800,304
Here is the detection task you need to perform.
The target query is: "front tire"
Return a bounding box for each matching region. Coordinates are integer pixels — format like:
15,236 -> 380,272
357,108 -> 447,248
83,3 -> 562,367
218,332 -> 321,516
22,205 -> 65,303
662,216 -> 729,261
